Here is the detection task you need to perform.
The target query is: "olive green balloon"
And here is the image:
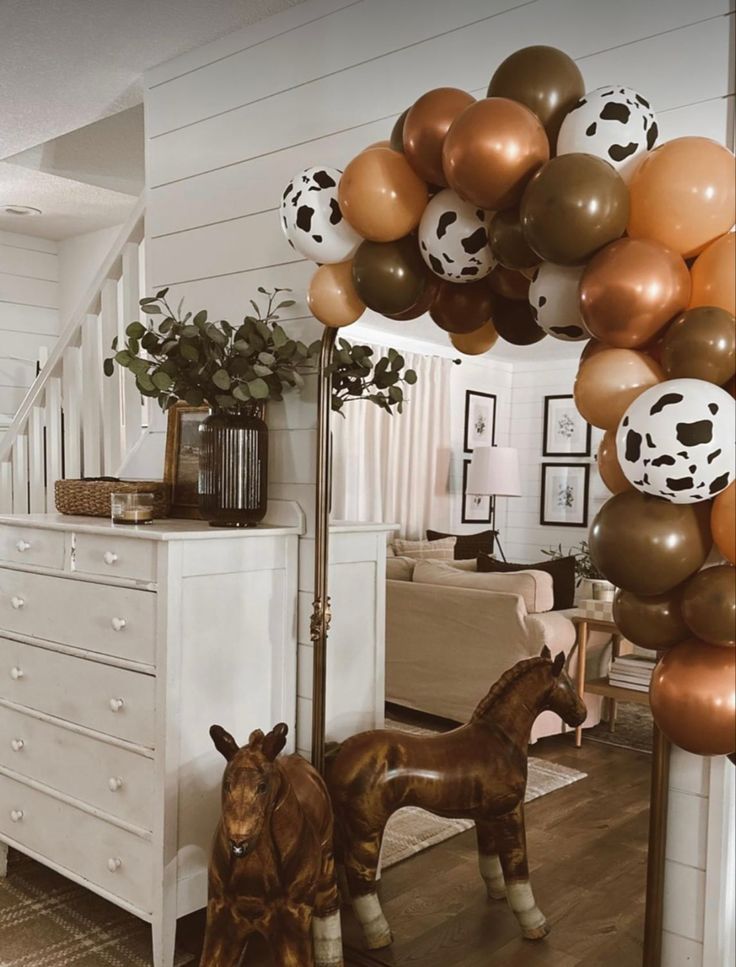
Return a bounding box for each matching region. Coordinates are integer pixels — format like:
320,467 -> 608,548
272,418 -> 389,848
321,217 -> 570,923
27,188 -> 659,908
390,109 -> 409,153
589,492 -> 712,596
662,306 -> 736,385
352,235 -> 428,316
521,153 -> 629,265
489,208 -> 539,270
681,564 -> 736,647
612,587 -> 689,651
491,294 -> 546,346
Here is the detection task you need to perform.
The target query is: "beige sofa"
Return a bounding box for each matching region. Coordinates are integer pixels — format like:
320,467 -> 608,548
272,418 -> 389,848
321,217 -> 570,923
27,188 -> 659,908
385,558 -> 605,743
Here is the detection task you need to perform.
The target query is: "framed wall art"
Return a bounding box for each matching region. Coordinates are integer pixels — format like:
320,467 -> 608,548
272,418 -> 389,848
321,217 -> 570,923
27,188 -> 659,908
462,458 -> 492,524
464,390 -> 497,452
540,462 -> 590,528
543,394 -> 591,457
164,403 -> 210,518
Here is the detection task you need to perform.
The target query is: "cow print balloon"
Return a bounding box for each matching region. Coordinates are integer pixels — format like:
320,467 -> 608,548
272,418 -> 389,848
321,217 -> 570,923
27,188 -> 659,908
528,263 -> 589,341
280,166 -> 362,264
418,189 -> 494,283
557,86 -> 659,179
616,379 -> 736,504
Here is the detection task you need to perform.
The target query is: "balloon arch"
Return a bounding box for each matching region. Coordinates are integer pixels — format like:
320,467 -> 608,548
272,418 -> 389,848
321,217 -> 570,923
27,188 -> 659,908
280,45 -> 736,760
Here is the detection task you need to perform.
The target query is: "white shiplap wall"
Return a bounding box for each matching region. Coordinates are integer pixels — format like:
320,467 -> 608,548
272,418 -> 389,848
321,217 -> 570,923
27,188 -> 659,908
0,230 -> 60,421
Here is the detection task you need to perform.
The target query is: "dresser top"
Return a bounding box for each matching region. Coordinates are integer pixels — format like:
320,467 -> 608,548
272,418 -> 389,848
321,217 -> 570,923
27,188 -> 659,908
0,513 -> 302,541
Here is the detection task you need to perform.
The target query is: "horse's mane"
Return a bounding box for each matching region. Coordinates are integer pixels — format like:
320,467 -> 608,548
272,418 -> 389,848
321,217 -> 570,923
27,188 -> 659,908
471,655 -> 550,722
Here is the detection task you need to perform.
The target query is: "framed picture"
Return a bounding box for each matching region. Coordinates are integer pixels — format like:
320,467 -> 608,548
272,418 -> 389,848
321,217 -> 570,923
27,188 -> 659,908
462,458 -> 492,524
540,463 -> 590,527
164,403 -> 210,519
464,390 -> 497,452
543,395 -> 591,457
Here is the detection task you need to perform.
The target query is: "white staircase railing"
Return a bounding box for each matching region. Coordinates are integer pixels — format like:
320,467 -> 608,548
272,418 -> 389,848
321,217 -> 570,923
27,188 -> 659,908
0,196 -> 146,514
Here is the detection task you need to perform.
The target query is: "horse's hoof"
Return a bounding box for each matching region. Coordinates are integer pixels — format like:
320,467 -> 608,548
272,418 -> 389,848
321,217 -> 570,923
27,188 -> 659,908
523,921 -> 550,941
365,929 -> 393,950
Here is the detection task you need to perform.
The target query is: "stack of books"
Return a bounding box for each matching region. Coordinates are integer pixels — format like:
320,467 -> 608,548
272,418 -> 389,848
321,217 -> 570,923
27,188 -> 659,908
608,654 -> 657,693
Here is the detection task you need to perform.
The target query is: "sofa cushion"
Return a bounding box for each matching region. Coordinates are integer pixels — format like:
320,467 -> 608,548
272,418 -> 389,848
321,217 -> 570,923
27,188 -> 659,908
426,528 -> 495,560
412,559 -> 554,613
477,553 -> 576,610
392,536 -> 456,561
387,556 -> 416,581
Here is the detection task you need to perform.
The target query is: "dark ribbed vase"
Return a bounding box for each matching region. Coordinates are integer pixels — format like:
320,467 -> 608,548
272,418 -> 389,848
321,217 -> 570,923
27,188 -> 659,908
198,409 -> 268,527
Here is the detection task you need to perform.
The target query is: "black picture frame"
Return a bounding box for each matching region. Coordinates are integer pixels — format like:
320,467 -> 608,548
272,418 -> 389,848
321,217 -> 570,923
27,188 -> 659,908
462,458 -> 493,524
463,390 -> 497,453
540,462 -> 590,528
543,394 -> 591,457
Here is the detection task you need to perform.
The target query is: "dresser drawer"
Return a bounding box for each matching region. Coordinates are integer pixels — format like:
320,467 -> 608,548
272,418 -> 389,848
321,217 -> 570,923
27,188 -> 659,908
74,533 -> 156,584
0,704 -> 154,830
0,638 -> 155,748
0,771 -> 152,913
0,569 -> 156,665
0,526 -> 66,571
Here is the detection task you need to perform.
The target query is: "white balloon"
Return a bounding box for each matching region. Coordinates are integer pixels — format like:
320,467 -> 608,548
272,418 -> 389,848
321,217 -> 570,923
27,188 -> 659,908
557,86 -> 659,179
528,263 -> 589,341
279,166 -> 361,264
418,189 -> 494,283
616,379 -> 735,504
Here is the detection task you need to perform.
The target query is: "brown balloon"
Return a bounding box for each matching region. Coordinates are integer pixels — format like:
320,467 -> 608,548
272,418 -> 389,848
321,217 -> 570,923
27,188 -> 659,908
450,320 -> 498,355
487,45 -> 585,148
520,153 -> 629,265
487,265 -> 531,301
307,261 -> 365,328
442,97 -> 549,211
681,565 -> 736,647
612,587 -> 689,651
384,271 -> 441,320
352,236 -> 428,316
661,306 -> 736,384
712,483 -> 736,564
574,348 -> 663,430
403,88 -> 476,187
589,491 -> 712,595
338,147 -> 428,242
430,280 -> 493,334
488,208 -> 540,270
650,639 -> 736,756
390,109 -> 409,153
491,294 -> 546,346
579,238 -> 691,349
597,429 -> 633,495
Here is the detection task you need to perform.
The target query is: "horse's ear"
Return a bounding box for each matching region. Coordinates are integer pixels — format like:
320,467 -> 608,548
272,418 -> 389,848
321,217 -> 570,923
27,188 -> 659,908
248,729 -> 265,748
541,645 -> 552,660
552,652 -> 565,677
210,725 -> 239,761
262,723 -> 289,762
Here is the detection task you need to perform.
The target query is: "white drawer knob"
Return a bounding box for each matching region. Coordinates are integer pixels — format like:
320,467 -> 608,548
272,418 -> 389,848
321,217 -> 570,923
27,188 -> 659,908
109,698 -> 125,713
10,810 -> 23,823
111,617 -> 126,632
108,777 -> 124,792
11,596 -> 24,610
10,667 -> 23,681
11,739 -> 24,752
103,551 -> 118,565
16,540 -> 31,552
107,857 -> 122,873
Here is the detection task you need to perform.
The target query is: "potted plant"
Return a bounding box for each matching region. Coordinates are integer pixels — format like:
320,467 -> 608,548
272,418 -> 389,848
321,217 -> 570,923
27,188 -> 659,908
540,541 -> 615,602
105,288 -> 416,526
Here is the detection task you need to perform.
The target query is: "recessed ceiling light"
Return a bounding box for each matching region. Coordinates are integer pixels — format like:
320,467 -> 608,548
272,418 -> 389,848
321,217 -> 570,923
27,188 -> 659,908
2,205 -> 42,216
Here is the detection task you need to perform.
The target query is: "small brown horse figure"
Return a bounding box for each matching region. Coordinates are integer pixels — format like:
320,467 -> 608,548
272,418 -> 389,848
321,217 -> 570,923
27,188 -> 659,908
201,723 -> 343,967
326,648 -> 586,948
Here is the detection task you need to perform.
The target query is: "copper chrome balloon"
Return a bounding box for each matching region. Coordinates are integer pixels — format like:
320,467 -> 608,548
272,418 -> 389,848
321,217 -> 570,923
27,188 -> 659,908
403,87 -> 476,187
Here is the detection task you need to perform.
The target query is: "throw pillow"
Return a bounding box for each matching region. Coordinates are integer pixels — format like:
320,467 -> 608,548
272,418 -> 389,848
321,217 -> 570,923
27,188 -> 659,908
392,536 -> 456,561
386,556 -> 416,581
427,528 -> 495,560
477,553 -> 576,610
412,560 -> 554,613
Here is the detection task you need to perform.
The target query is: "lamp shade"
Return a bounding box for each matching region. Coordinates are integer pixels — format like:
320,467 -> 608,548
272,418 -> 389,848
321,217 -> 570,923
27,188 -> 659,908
467,446 -> 521,496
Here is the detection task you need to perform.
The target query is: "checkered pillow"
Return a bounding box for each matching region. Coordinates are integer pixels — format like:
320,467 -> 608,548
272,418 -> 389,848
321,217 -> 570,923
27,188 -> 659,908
392,536 -> 457,561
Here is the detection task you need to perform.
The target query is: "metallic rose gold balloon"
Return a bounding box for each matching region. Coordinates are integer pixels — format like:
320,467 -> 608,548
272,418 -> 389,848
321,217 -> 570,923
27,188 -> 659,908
339,147 -> 429,242
580,238 -> 691,349
442,97 -> 549,211
574,348 -> 663,430
597,429 -> 633,495
403,88 -> 476,187
612,587 -> 689,651
681,564 -> 736,647
650,639 -> 736,756
450,320 -> 498,355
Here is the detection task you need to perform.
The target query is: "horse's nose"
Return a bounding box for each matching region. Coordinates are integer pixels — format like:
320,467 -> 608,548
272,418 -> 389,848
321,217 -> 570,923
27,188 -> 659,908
230,839 -> 249,857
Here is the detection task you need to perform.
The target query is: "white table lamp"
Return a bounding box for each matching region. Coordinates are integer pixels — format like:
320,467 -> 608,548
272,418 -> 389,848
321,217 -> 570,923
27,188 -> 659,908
467,446 -> 521,561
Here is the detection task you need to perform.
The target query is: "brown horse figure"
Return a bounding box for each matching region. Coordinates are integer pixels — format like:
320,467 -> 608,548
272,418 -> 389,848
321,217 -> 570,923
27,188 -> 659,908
326,649 -> 586,948
201,722 -> 343,967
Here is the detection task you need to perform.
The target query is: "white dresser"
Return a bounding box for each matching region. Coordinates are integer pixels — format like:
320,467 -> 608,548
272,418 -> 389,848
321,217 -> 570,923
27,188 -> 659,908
0,509 -> 302,967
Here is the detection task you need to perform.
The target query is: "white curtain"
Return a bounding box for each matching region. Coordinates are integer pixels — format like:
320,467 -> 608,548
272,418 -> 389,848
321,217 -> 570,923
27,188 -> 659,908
331,345 -> 453,539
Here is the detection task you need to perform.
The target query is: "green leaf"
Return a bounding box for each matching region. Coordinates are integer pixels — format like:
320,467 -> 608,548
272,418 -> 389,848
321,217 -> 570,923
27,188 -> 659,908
253,364 -> 272,377
258,352 -> 276,366
111,336 -> 118,350
215,394 -> 237,409
152,371 -> 174,391
115,350 -> 132,367
126,321 -> 146,339
180,343 -> 199,362
128,357 -> 150,377
388,385 -> 403,402
233,340 -> 251,355
141,331 -> 161,353
248,378 -> 270,400
275,299 -> 296,310
127,337 -> 140,355
212,369 -> 231,390
205,324 -> 228,346
155,287 -> 169,299
135,372 -> 156,394
181,325 -> 199,338
232,383 -> 252,402
159,317 -> 174,334
183,388 -> 205,406
193,309 -> 208,328
103,357 -> 115,377
141,305 -> 162,314
404,369 -> 417,385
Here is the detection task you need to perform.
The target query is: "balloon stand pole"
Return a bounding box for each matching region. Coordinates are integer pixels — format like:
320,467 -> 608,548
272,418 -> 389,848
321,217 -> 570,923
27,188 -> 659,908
643,724 -> 671,967
310,327 -> 337,777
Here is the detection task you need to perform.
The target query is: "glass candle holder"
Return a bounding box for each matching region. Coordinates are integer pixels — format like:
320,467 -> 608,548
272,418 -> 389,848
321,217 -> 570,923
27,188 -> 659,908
111,492 -> 155,525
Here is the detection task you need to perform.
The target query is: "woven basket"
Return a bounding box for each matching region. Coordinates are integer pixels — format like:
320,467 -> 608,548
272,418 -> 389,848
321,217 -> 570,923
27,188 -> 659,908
55,478 -> 171,518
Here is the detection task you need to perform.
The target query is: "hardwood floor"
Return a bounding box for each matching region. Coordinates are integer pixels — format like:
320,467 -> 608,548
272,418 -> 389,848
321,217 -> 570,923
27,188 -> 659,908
178,732 -> 650,966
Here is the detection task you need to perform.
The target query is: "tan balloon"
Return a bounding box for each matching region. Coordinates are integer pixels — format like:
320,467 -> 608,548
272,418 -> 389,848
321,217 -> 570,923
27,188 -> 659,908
450,320 -> 498,355
689,232 -> 736,316
307,261 -> 365,328
712,482 -> 736,564
597,430 -> 633,495
338,147 -> 428,242
574,348 -> 663,430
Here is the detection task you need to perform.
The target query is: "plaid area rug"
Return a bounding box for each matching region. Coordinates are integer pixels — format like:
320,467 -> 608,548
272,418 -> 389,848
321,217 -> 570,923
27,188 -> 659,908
585,702 -> 654,754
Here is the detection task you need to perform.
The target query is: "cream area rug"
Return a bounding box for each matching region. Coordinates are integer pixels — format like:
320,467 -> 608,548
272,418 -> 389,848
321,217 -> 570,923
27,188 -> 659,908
380,718 -> 587,869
